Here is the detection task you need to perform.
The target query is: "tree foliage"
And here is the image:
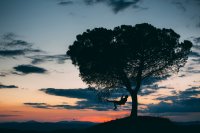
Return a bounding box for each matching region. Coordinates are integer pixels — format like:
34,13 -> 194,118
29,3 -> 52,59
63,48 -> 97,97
67,23 -> 192,89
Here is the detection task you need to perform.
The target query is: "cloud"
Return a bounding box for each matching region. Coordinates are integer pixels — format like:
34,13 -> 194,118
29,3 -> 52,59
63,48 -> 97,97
0,72 -> 7,77
157,86 -> 200,101
0,33 -> 67,66
40,88 -> 99,99
57,0 -> 145,13
23,101 -> 113,111
145,98 -> 200,113
197,21 -> 200,28
24,101 -> 132,111
28,54 -> 69,64
2,32 -> 17,40
24,103 -> 50,109
58,0 -> 73,5
139,89 -> 156,96
0,83 -> 18,89
41,87 -> 130,100
13,64 -> 47,74
6,40 -> 31,47
83,0 -> 144,13
145,86 -> 200,113
0,50 -> 25,57
145,84 -> 169,90
39,87 -> 130,111
139,84 -> 172,96
142,75 -> 171,85
183,46 -> 200,74
192,58 -> 200,64
0,49 -> 41,57
172,1 -> 186,12
193,37 -> 200,44
189,51 -> 200,57
179,86 -> 200,97
178,74 -> 186,77
39,84 -> 172,110
185,66 -> 200,74
30,86 -> 200,112
0,114 -> 21,117
0,33 -> 42,57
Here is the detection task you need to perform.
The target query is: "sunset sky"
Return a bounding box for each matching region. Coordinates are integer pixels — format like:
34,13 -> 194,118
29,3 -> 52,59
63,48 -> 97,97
0,0 -> 200,123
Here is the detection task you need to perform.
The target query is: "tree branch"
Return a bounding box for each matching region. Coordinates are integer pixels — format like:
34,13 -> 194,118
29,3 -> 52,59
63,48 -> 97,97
119,70 -> 133,94
134,59 -> 143,93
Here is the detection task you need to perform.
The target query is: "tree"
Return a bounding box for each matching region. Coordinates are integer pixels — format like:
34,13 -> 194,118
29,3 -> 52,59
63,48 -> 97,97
67,23 -> 192,120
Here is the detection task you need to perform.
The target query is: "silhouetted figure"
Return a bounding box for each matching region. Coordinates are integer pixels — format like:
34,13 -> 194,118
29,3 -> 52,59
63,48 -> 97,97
106,95 -> 128,110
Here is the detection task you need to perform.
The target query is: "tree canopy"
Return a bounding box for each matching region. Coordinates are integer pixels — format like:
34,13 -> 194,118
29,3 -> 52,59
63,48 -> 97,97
67,23 -> 192,90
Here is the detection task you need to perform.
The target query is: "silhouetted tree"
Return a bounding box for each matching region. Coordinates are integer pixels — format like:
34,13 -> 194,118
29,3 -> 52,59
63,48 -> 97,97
67,23 -> 192,120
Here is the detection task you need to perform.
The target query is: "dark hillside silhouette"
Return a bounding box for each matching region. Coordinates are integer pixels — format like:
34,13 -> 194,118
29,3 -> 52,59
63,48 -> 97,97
67,23 -> 192,120
1,117 -> 200,133
86,116 -> 174,133
84,116 -> 200,133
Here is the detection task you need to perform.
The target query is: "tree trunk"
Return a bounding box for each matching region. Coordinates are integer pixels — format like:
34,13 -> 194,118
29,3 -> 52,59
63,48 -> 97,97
120,69 -> 141,121
130,91 -> 138,120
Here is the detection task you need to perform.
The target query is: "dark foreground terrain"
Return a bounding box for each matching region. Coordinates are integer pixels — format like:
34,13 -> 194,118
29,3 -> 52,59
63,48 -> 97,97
0,116 -> 199,133
0,120 -> 96,133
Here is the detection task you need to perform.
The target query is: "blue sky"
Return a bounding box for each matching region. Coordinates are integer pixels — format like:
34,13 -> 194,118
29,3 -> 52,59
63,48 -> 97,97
1,0 -> 200,53
0,0 -> 200,122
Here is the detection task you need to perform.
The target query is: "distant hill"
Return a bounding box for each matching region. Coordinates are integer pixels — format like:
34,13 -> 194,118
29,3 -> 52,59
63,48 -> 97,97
0,120 -> 96,133
0,117 -> 200,133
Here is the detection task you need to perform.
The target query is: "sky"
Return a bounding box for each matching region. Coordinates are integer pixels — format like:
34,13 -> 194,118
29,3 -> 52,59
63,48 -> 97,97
0,0 -> 200,123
